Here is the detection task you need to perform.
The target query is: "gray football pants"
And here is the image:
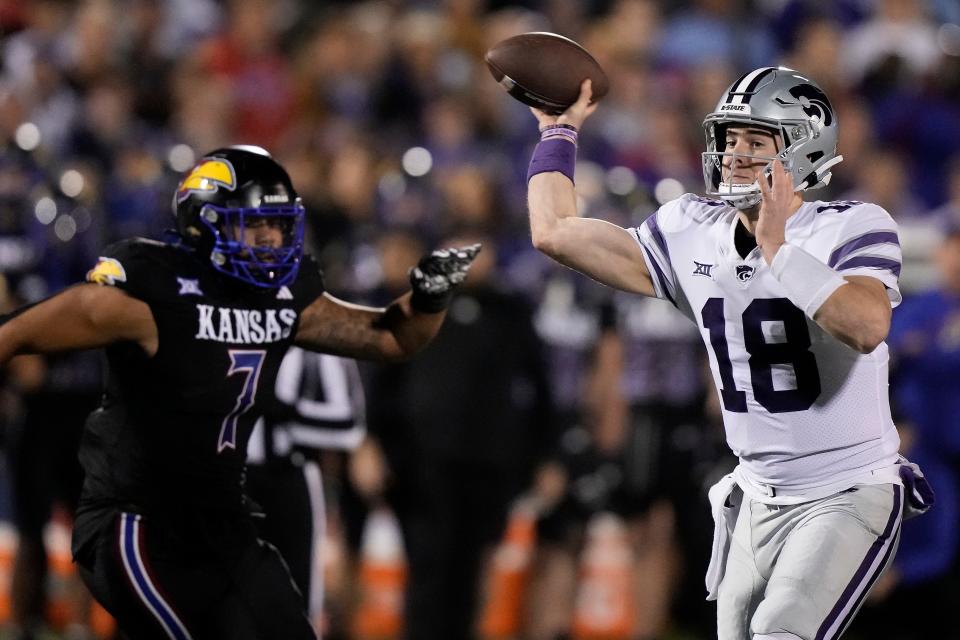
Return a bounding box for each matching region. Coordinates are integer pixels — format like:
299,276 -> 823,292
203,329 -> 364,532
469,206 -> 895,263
717,483 -> 902,640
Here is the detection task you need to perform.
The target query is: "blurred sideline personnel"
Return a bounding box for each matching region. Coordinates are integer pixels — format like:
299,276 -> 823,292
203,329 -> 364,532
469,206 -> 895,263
0,146 -> 478,639
2,274 -> 100,639
245,347 -> 366,630
6,351 -> 100,640
525,68 -> 933,639
526,301 -> 713,640
358,235 -> 559,640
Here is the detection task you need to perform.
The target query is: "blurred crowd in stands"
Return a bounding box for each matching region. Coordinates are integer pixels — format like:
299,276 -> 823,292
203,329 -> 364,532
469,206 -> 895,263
1,0 -> 959,638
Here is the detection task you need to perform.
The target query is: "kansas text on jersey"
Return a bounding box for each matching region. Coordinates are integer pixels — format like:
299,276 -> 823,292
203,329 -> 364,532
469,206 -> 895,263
194,304 -> 297,344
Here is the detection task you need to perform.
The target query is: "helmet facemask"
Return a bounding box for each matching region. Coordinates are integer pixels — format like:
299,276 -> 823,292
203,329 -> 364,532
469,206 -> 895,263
702,118 -> 792,210
174,146 -> 306,289
199,202 -> 305,289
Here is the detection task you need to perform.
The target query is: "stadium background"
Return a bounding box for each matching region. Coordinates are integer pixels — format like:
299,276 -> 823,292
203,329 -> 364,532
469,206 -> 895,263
0,0 -> 958,638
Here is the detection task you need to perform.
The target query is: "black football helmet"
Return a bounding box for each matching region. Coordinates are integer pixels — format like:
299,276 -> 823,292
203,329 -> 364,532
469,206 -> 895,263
173,145 -> 305,288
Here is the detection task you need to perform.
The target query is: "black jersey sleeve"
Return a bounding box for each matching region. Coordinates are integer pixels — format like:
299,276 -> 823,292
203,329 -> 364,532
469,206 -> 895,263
85,238 -> 170,304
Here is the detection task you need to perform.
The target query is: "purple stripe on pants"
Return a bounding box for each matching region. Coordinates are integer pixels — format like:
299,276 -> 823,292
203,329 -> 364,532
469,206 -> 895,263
815,485 -> 903,640
833,526 -> 902,638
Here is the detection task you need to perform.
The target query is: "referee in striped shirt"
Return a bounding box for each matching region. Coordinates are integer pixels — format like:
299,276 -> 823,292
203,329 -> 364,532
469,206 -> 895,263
245,346 -> 366,627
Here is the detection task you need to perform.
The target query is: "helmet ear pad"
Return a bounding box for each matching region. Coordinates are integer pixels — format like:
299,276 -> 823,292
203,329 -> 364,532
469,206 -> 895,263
173,146 -> 305,289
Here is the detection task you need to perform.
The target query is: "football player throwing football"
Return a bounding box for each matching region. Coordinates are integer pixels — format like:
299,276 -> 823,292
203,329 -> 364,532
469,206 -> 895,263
525,68 -> 933,640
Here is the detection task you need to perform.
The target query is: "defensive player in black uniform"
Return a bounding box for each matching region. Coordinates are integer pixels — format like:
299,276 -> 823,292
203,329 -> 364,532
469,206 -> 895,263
0,145 -> 479,639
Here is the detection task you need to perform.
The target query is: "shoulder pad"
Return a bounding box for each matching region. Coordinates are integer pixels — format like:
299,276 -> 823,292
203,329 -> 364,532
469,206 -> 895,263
87,239 -> 151,285
86,238 -> 182,301
814,200 -> 897,233
651,193 -> 727,231
677,193 -> 729,222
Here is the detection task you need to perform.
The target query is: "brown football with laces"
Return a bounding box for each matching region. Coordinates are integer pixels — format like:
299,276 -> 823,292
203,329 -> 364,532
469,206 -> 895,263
484,32 -> 609,115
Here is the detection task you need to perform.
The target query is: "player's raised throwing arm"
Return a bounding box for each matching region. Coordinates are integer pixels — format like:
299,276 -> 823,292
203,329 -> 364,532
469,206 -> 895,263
295,244 -> 480,362
527,81 -> 655,297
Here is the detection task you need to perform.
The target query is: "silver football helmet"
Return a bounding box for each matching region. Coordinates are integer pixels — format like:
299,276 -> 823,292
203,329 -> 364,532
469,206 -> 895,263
702,66 -> 843,209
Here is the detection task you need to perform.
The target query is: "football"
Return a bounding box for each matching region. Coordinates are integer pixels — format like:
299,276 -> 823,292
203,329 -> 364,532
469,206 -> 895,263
484,32 -> 609,115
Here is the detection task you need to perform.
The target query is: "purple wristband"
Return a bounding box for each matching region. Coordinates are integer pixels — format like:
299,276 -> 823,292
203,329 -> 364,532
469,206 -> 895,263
527,138 -> 577,184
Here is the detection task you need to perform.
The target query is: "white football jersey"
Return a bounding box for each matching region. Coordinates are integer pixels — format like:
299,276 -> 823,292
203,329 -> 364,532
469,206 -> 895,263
630,194 -> 902,499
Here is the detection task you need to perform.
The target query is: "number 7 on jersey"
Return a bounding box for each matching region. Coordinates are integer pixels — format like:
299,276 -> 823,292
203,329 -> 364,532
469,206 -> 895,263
219,350 -> 267,452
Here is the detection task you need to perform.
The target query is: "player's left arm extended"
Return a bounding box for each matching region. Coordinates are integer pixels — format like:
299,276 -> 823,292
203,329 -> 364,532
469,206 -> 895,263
812,275 -> 892,354
294,292 -> 446,362
295,244 -> 480,362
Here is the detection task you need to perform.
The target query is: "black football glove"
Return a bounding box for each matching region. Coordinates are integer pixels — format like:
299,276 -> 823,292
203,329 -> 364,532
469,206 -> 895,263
409,243 -> 482,313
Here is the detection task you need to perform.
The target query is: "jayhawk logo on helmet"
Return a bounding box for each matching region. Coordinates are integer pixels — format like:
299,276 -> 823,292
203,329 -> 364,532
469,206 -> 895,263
176,158 -> 237,203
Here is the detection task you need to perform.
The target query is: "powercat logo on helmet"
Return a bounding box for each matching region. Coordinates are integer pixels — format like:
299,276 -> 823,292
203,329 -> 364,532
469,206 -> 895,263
176,158 -> 237,203
719,103 -> 751,114
788,84 -> 833,126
